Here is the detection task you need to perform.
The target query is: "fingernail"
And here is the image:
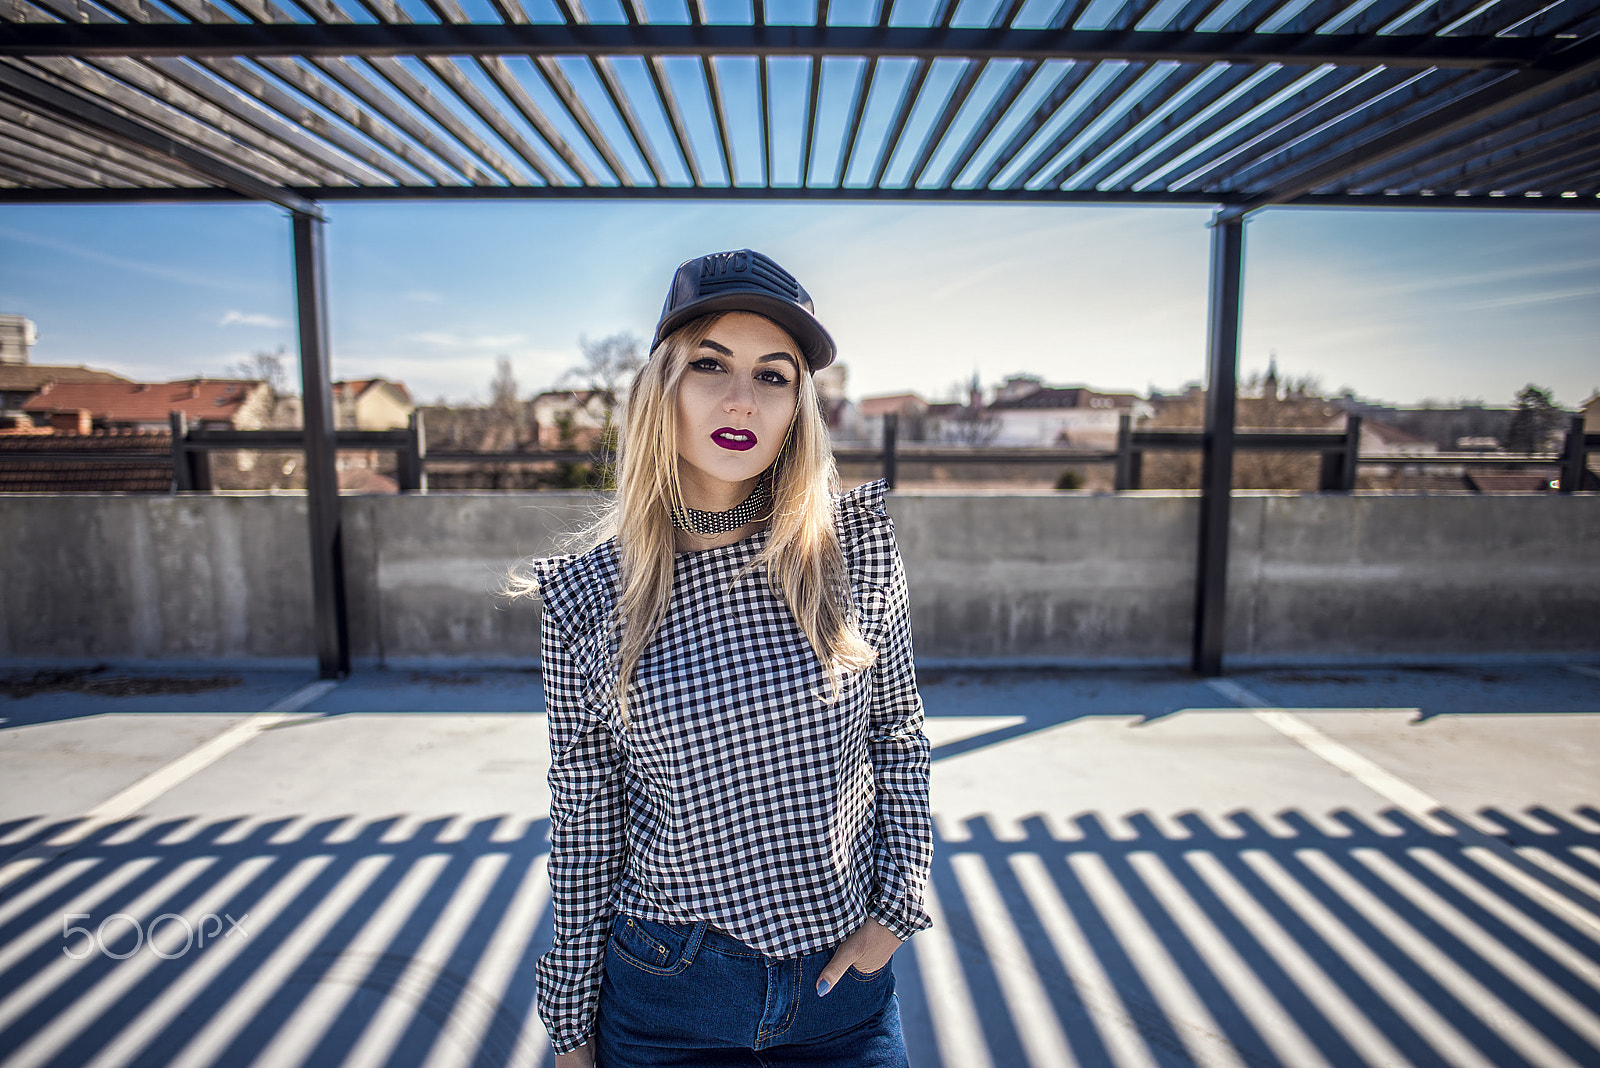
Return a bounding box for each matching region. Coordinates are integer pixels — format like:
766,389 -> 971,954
816,979 -> 831,997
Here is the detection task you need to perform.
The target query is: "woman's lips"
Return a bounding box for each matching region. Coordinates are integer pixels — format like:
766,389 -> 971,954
712,427 -> 758,452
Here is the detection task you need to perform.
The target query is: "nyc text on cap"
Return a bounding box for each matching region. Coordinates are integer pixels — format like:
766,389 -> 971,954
654,250 -> 836,372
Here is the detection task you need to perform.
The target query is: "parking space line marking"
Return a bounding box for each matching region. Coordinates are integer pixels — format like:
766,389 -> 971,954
0,679 -> 339,892
1205,678 -> 1600,941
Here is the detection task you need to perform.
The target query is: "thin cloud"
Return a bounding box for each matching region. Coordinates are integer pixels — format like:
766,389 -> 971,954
0,224 -> 248,292
404,290 -> 443,303
219,310 -> 288,328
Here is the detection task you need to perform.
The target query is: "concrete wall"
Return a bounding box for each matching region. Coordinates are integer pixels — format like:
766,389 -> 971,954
2,491 -> 1596,667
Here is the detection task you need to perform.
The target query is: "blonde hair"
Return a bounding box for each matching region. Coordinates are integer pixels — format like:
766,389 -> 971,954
515,313 -> 876,725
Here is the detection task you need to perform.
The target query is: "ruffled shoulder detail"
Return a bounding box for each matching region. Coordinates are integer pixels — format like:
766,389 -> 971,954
528,539 -> 621,639
834,478 -> 898,587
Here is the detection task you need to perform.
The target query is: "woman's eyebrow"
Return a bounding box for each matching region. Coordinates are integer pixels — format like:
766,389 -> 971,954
757,353 -> 799,370
698,339 -> 733,356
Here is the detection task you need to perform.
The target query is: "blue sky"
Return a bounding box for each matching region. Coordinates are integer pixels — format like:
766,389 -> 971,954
2,200 -> 1596,409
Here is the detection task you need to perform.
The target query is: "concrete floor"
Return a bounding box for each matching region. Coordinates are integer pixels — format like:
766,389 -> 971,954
2,660 -> 1599,1068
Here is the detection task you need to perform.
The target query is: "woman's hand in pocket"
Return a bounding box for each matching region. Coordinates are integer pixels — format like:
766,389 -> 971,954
816,919 -> 901,996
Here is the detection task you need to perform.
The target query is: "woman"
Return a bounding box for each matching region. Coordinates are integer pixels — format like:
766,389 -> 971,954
521,249 -> 933,1067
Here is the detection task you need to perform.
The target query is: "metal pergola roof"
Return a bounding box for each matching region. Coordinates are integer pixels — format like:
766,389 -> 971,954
3,0 -> 1597,681
1,0 -> 1598,211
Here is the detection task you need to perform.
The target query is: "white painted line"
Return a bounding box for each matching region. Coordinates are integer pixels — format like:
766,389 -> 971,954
0,679 -> 339,893
1567,664 -> 1600,681
1205,678 -> 1600,941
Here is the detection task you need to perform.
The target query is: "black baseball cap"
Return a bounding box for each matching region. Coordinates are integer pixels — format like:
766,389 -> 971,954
653,249 -> 836,372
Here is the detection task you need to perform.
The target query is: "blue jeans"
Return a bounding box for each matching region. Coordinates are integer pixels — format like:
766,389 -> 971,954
595,914 -> 909,1068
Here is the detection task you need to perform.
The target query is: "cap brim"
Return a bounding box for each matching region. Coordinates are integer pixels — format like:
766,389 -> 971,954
655,293 -> 835,371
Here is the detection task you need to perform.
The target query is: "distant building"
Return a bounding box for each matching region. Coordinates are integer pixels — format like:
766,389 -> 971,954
815,363 -> 864,442
986,381 -> 1151,447
22,377 -> 274,432
859,393 -> 930,442
1582,392 -> 1599,435
333,378 -> 413,430
1,363 -> 131,417
0,315 -> 37,365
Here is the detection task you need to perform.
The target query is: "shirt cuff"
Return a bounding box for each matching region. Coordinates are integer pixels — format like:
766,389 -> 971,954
548,1029 -> 591,1056
868,900 -> 931,943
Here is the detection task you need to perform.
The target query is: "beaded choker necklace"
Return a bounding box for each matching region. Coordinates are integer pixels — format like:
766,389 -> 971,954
671,480 -> 770,536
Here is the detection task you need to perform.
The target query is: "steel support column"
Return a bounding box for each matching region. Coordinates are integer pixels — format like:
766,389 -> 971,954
1193,212 -> 1245,677
292,209 -> 349,678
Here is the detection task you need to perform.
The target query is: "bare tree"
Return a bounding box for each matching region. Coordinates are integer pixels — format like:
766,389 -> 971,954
943,373 -> 1000,446
229,347 -> 289,401
563,332 -> 646,422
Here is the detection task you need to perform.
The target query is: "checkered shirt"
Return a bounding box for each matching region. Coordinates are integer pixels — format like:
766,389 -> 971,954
528,479 -> 933,1055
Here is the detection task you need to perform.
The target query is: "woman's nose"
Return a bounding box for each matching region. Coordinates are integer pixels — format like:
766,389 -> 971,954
723,377 -> 756,413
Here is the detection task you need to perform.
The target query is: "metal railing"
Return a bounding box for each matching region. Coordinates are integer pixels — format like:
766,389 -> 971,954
846,413 -> 1596,493
4,411 -> 1594,495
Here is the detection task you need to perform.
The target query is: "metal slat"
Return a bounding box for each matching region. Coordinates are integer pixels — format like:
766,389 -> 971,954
420,56 -> 559,183
0,132 -> 130,183
1346,0 -> 1428,34
802,53 -> 822,184
760,54 -> 771,185
1011,61 -> 1148,189
969,61 -> 1095,189
1383,0 -> 1494,34
942,58 -> 1036,185
592,55 -> 671,185
11,56 -> 326,187
0,99 -> 195,182
646,55 -> 702,186
308,57 -> 500,183
1228,67 -> 1486,191
251,57 -> 460,185
538,56 -> 634,185
902,57 -> 983,188
364,55 -> 534,184
0,58 -> 320,209
1485,140 -> 1600,190
867,57 -> 932,188
1040,62 -> 1220,188
402,0 -> 580,185
142,58 -> 401,185
0,125 -> 163,184
1165,66 -> 1392,190
837,56 -> 877,185
1232,40 -> 1600,208
193,57 -> 431,184
1236,65 -> 1519,196
1348,89 -> 1600,190
700,55 -> 736,185
1064,63 -> 1256,189
87,55 -> 356,183
1380,119 -> 1600,192
480,57 -> 601,184
12,0 -> 352,185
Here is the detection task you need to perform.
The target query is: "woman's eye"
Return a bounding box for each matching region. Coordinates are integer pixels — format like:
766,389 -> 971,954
689,357 -> 723,373
759,370 -> 792,386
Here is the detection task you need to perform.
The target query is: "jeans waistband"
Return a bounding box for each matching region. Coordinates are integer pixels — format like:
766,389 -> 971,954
632,915 -> 767,959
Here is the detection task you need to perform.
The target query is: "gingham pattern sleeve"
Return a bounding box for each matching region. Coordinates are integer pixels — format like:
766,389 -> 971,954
838,482 -> 935,943
531,556 -> 627,1056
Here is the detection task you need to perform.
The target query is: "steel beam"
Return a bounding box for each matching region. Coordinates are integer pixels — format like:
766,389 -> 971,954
1193,210 -> 1245,677
0,61 -> 322,215
0,24 -> 1551,69
5,184 -> 1600,207
292,209 -> 350,679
